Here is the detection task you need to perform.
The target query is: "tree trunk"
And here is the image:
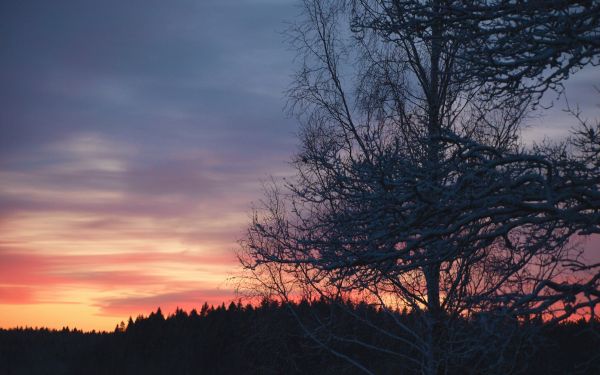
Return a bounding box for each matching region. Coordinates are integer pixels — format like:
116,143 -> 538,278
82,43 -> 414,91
425,263 -> 444,375
424,2 -> 445,374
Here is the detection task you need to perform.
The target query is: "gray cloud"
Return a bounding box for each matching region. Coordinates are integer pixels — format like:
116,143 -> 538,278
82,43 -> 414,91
0,1 -> 298,251
0,0 -> 297,161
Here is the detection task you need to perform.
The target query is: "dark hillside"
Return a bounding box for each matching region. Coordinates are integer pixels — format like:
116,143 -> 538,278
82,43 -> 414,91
1,300 -> 598,375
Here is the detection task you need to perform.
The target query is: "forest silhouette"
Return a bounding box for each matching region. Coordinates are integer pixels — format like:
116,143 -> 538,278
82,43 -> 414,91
1,299 -> 598,374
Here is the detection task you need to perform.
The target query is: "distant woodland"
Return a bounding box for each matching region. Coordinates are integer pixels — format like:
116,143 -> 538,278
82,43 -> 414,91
1,300 -> 598,375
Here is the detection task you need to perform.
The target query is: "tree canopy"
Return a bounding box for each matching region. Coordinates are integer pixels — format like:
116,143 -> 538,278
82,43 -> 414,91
239,1 -> 600,374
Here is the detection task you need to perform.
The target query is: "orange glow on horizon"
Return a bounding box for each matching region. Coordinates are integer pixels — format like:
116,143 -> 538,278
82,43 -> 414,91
1,133 -> 598,331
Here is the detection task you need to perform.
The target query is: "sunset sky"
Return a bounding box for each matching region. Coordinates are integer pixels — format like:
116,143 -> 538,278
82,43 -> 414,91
1,0 -> 598,331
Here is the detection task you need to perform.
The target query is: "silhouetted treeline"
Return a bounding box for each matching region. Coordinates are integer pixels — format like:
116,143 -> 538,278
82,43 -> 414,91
1,299 -> 598,374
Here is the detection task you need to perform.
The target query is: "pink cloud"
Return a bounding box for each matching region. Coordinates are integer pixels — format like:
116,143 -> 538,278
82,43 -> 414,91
0,249 -> 235,273
0,250 -> 238,305
96,288 -> 236,316
0,252 -> 70,285
0,286 -> 37,304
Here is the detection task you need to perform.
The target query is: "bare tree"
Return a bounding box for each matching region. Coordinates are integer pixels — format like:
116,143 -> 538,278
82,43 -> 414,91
239,1 -> 600,374
348,0 -> 600,101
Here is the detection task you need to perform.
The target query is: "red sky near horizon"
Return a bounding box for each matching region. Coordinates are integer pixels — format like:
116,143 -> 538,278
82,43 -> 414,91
1,1 -> 598,331
0,0 -> 299,331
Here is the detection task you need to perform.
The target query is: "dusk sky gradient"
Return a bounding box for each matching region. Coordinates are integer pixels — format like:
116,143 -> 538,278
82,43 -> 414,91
1,0 -> 598,331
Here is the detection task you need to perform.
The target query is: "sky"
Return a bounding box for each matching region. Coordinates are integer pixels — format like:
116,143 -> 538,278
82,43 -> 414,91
0,0 -> 598,331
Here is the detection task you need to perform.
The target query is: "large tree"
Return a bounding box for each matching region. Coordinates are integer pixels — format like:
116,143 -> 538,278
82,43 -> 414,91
348,0 -> 600,101
239,1 -> 600,374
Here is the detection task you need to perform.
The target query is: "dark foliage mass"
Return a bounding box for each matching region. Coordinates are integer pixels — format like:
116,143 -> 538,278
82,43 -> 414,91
0,300 -> 598,375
